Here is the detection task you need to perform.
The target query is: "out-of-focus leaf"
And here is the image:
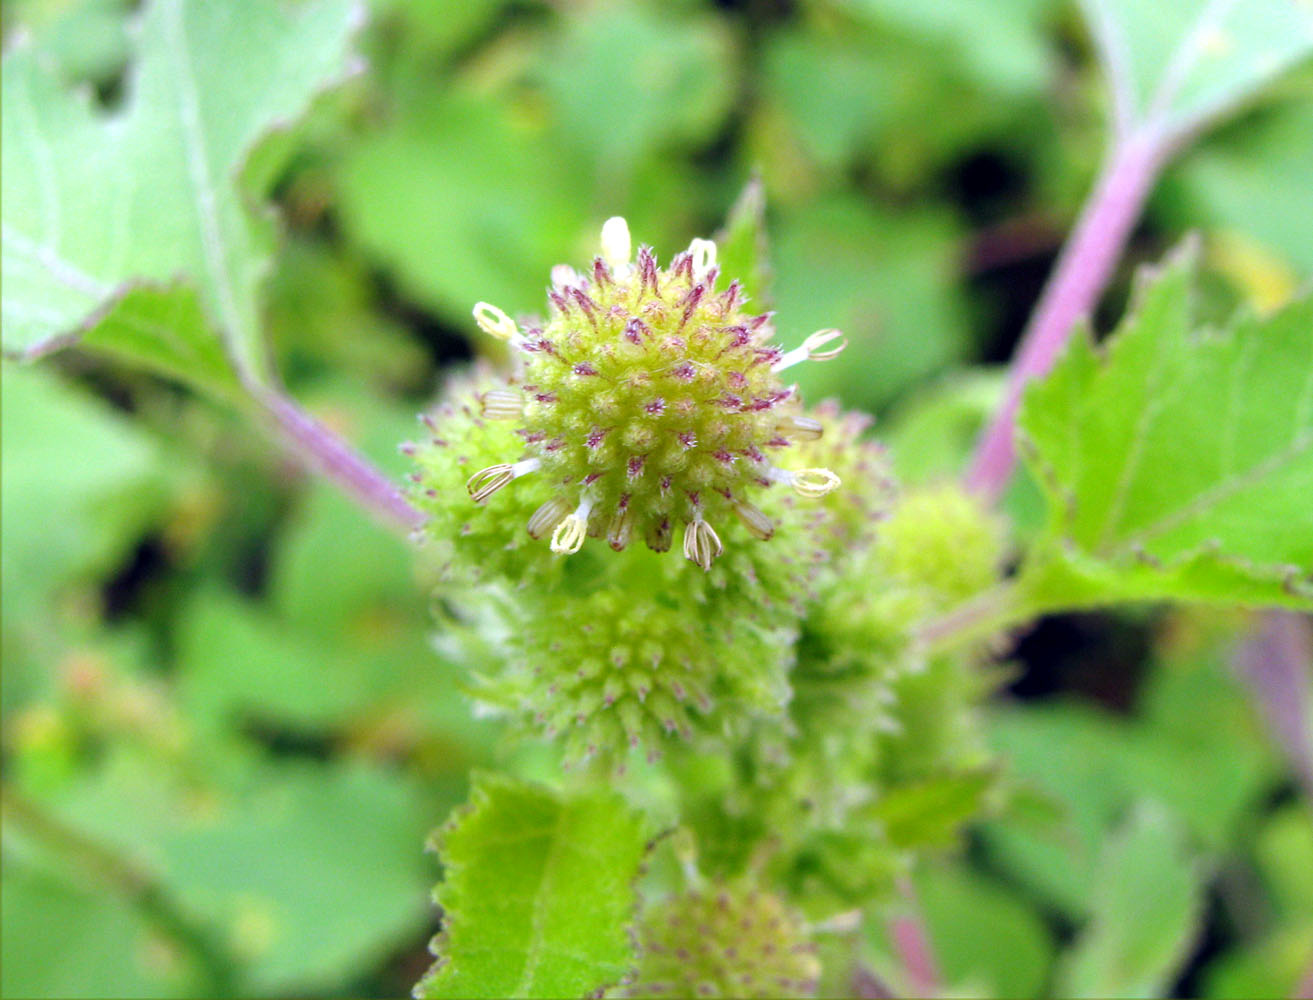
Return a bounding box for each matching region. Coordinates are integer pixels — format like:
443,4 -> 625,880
983,638 -> 1274,915
38,752 -> 439,994
1254,804 -> 1313,920
1056,804 -> 1205,998
713,177 -> 773,309
0,363 -> 168,623
538,4 -> 735,179
416,773 -> 647,999
915,863 -> 1053,998
1164,85 -> 1313,282
772,195 -> 969,410
1,0 -> 363,389
4,0 -> 132,88
1017,248 -> 1313,611
884,371 -> 1005,484
265,240 -> 427,391
0,856 -> 204,998
1079,0 -> 1313,133
176,588 -> 372,735
846,0 -> 1057,97
870,770 -> 994,850
338,91 -> 585,322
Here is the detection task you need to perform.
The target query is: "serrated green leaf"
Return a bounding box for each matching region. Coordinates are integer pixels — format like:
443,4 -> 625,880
1056,803 -> 1205,998
1,0 -> 363,391
1079,0 -> 1313,133
1016,248 -> 1313,611
713,177 -> 773,308
416,774 -> 647,999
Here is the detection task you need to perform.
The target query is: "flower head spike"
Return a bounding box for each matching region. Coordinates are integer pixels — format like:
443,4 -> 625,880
442,218 -> 846,569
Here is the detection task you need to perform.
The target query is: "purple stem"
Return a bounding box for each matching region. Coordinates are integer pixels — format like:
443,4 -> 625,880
1234,611 -> 1313,802
888,879 -> 940,997
254,387 -> 426,534
965,131 -> 1170,501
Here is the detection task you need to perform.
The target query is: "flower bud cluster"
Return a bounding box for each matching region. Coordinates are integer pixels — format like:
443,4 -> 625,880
448,218 -> 847,572
625,880 -> 820,998
407,222 -> 894,764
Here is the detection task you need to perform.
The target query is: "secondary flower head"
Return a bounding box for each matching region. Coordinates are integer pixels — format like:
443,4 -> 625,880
462,217 -> 845,570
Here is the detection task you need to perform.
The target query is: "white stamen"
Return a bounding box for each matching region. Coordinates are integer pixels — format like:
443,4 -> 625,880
472,302 -> 520,343
527,496 -> 572,539
688,238 -> 717,282
601,216 -> 632,277
551,497 -> 594,554
775,414 -> 824,440
682,516 -> 723,570
729,498 -> 775,540
466,459 -> 540,503
551,264 -> 583,290
771,328 -> 848,373
766,465 -> 841,498
479,390 -> 524,420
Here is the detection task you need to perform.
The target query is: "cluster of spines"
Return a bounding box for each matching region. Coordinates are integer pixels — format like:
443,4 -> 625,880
458,217 -> 847,571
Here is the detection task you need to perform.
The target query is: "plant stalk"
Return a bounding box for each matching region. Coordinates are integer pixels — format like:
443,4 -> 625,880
252,386 -> 426,535
965,130 -> 1170,501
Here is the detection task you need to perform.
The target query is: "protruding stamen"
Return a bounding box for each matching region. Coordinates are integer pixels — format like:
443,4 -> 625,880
770,328 -> 848,372
466,458 -> 539,503
472,302 -> 519,342
551,264 -> 582,289
479,390 -> 524,420
607,508 -> 634,551
775,414 -> 823,440
527,495 -> 572,539
601,216 -> 632,277
682,517 -> 723,570
688,238 -> 717,282
766,465 -> 841,498
550,498 -> 594,554
730,498 -> 774,540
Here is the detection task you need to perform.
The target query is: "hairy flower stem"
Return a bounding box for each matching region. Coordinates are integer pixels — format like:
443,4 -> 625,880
254,387 -> 426,534
965,131 -> 1170,501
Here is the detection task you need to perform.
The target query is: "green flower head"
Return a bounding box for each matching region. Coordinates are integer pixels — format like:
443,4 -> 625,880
460,217 -> 846,570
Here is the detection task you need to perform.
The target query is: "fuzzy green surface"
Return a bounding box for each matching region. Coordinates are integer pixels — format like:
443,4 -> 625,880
521,252 -> 789,544
625,881 -> 820,998
412,372 -> 895,761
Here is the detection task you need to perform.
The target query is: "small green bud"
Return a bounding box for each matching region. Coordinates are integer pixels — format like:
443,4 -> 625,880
626,880 -> 820,998
874,482 -> 1004,609
439,218 -> 848,571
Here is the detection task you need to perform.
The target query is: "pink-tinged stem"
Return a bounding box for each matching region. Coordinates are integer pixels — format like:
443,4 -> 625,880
965,131 -> 1170,500
255,387 -> 426,534
889,879 -> 940,997
1234,611 -> 1313,802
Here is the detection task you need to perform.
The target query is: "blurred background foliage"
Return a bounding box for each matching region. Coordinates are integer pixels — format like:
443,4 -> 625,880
1,0 -> 1310,996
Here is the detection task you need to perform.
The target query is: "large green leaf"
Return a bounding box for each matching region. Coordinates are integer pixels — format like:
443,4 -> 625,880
1,0 -> 363,391
1079,0 -> 1313,134
1016,248 -> 1313,611
1056,804 -> 1205,998
25,751 -> 439,994
416,774 -> 647,999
